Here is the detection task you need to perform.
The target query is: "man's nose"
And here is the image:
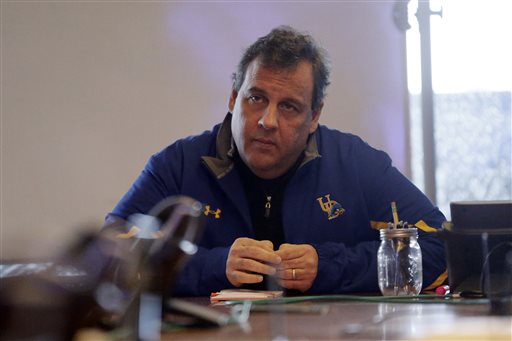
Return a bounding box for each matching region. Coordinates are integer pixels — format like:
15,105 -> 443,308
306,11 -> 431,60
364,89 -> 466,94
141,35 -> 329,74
258,105 -> 278,129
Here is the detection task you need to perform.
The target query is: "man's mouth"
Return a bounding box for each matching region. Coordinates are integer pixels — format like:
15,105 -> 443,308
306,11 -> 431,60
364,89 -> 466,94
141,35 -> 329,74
253,138 -> 276,147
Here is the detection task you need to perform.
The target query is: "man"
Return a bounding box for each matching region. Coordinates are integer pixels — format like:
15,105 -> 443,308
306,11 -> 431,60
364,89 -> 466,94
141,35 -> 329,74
107,26 -> 447,296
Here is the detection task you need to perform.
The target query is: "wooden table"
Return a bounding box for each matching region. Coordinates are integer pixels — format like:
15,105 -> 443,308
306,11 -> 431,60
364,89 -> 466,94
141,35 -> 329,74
161,297 -> 512,340
2,260 -> 510,340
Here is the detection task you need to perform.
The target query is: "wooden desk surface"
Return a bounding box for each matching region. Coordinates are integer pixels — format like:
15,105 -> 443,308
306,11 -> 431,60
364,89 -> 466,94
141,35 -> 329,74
162,297 -> 512,340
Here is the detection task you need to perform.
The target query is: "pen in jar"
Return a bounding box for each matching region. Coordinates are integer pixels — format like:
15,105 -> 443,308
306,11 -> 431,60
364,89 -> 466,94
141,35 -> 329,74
391,201 -> 399,228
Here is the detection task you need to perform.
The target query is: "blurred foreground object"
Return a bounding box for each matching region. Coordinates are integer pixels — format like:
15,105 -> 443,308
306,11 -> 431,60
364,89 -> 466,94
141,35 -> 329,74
0,195 -> 204,340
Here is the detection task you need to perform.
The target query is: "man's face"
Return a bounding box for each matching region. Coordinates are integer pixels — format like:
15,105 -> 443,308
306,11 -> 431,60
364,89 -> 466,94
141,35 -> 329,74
229,59 -> 323,179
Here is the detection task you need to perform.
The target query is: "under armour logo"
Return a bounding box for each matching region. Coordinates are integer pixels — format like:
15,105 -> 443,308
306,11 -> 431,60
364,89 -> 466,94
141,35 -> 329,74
204,205 -> 221,219
317,194 -> 345,220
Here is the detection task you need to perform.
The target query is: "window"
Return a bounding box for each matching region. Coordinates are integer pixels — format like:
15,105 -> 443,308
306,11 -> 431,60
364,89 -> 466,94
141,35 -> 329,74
406,0 -> 512,218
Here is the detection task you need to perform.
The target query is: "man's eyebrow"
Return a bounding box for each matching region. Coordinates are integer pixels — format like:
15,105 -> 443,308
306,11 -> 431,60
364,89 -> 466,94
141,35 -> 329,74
282,97 -> 303,105
247,86 -> 266,94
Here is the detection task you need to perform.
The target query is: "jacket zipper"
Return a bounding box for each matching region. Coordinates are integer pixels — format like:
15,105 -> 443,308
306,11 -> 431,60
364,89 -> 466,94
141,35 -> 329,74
264,195 -> 272,218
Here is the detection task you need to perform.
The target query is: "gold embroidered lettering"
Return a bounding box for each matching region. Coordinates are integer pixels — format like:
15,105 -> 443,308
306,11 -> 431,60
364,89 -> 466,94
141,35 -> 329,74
204,205 -> 221,219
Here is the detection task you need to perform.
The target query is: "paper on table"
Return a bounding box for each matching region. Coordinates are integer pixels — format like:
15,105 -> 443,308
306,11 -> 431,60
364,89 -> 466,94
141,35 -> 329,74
210,289 -> 283,303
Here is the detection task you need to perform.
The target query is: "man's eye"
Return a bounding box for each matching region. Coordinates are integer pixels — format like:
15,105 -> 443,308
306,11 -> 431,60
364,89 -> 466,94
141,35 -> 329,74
248,95 -> 262,103
280,102 -> 298,112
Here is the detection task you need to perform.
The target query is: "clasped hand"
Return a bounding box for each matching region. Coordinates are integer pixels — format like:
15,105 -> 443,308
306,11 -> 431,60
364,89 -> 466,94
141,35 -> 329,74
226,237 -> 318,292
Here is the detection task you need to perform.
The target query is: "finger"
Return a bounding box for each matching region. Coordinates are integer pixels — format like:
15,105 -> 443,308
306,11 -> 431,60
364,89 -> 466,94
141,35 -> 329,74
275,268 -> 299,280
229,270 -> 264,285
260,240 -> 275,252
235,237 -> 273,250
276,244 -> 308,260
276,254 -> 311,271
278,259 -> 310,270
233,245 -> 281,265
233,257 -> 277,276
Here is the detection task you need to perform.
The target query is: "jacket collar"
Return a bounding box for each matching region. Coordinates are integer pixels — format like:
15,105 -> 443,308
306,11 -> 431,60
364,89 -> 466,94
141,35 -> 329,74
201,112 -> 321,179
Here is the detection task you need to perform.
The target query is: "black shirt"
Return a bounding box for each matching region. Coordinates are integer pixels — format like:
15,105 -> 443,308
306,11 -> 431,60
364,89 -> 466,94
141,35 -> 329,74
235,150 -> 304,291
235,151 -> 304,249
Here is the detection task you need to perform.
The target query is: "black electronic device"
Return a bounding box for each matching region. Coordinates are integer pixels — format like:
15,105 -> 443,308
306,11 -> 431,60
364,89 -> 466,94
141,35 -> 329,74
440,200 -> 512,315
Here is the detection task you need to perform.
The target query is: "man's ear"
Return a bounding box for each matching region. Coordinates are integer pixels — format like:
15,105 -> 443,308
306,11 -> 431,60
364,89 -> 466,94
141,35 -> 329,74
228,88 -> 238,112
309,102 -> 324,134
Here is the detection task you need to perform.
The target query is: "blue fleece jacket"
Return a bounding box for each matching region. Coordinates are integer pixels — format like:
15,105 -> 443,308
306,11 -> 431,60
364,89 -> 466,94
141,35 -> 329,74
108,113 -> 447,296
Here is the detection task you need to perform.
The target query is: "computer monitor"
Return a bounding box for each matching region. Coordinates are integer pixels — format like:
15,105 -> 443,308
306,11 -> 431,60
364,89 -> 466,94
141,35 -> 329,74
442,200 -> 512,294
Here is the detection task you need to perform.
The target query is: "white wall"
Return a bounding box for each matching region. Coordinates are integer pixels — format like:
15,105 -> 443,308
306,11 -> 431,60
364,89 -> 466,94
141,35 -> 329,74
1,2 -> 409,260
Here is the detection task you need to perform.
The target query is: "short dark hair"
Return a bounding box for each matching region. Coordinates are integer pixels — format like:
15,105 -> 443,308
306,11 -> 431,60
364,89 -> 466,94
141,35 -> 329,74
232,26 -> 331,111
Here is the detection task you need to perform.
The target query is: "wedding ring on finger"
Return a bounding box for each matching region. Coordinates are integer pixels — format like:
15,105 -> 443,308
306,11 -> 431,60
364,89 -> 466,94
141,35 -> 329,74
292,268 -> 297,280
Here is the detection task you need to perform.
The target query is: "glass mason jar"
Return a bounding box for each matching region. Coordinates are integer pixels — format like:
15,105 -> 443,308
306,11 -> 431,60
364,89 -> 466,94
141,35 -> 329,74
377,228 -> 423,296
